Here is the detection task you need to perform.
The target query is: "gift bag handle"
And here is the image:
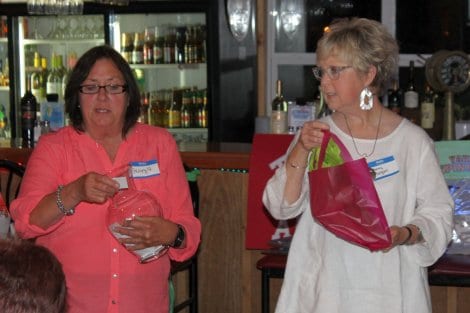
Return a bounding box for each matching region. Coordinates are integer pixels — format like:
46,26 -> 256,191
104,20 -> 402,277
316,130 -> 354,168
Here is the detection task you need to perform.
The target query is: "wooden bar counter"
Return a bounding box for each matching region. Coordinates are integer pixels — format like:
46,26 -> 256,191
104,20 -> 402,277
1,144 -> 468,313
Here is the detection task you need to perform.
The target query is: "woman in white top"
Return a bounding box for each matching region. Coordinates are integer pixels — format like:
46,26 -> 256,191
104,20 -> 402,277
263,17 -> 453,313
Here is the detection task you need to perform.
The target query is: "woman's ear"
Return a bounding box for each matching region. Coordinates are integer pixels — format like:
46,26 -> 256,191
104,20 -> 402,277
365,65 -> 377,86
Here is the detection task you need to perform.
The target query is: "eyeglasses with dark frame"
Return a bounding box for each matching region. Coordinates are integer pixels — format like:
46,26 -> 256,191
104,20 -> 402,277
312,66 -> 352,81
79,84 -> 128,94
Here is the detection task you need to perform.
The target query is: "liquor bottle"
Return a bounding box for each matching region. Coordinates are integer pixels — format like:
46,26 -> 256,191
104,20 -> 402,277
132,32 -> 144,65
167,99 -> 181,128
198,24 -> 207,63
402,61 -> 420,124
139,92 -> 149,124
200,88 -> 208,128
56,54 -> 65,79
153,26 -> 164,64
271,80 -> 288,134
190,87 -> 198,127
148,91 -> 159,126
20,78 -> 37,148
175,26 -> 186,64
62,52 -> 77,99
195,89 -> 204,127
40,57 -> 48,97
46,54 -> 61,99
420,83 -> 435,130
184,26 -> 194,64
121,32 -> 133,63
181,89 -> 191,128
194,25 -> 205,63
143,27 -> 154,65
164,26 -> 176,64
31,52 -> 44,104
388,79 -> 402,115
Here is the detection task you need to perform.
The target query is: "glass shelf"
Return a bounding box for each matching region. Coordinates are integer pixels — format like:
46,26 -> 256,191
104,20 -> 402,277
22,39 -> 104,46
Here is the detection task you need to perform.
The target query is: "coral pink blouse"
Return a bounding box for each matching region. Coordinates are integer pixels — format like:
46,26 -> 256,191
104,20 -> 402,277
11,124 -> 201,313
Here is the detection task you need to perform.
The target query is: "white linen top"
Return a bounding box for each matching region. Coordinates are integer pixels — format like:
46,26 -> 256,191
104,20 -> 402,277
262,116 -> 454,313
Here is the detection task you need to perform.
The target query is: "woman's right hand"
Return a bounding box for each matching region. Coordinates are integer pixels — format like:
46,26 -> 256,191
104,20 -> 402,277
296,120 -> 330,152
72,172 -> 120,204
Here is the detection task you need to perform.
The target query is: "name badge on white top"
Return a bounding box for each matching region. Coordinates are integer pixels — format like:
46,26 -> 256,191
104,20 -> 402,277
130,160 -> 160,179
368,156 -> 399,181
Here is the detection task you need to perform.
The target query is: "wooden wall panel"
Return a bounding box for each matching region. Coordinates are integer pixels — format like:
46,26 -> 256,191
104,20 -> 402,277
197,170 -> 248,312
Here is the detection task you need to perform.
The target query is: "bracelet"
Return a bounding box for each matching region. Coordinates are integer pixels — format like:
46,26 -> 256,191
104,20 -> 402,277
400,226 -> 413,245
410,224 -> 424,243
289,162 -> 307,169
56,185 -> 75,216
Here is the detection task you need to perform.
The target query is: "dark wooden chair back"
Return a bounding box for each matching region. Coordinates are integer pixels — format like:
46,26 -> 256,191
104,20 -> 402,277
0,159 -> 26,209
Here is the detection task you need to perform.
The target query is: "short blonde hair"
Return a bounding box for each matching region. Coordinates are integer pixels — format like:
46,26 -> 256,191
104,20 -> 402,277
316,18 -> 399,96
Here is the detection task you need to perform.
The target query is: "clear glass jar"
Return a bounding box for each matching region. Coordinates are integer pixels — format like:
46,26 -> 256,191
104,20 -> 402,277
107,165 -> 168,263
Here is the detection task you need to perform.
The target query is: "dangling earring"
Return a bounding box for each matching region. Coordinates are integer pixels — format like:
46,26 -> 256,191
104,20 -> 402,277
359,87 -> 373,110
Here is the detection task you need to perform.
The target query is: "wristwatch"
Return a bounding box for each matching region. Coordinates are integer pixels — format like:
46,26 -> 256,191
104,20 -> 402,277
171,224 -> 185,248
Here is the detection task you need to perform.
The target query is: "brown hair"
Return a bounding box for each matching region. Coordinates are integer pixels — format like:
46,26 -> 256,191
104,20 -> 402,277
64,45 -> 141,137
0,239 -> 67,313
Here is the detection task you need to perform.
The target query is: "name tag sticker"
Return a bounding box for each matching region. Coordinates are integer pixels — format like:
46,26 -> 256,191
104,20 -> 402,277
130,160 -> 160,179
368,156 -> 399,181
113,176 -> 129,189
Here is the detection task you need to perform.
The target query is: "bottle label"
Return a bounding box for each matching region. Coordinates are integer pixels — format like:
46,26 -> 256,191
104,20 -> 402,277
421,101 -> 435,129
168,110 -> 181,128
271,111 -> 287,134
46,82 -> 60,95
404,91 -> 419,108
181,110 -> 190,128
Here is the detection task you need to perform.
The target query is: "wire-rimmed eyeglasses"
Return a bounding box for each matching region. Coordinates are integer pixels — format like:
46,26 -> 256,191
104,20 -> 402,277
79,84 -> 128,94
312,66 -> 352,81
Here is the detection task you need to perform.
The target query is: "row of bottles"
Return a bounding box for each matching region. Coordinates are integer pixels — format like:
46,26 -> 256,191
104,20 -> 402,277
29,51 -> 77,104
139,87 -> 208,129
270,80 -> 318,134
121,23 -> 206,65
386,60 -> 442,140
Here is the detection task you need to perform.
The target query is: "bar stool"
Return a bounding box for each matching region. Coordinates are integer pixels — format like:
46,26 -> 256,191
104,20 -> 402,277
170,166 -> 200,313
256,254 -> 287,313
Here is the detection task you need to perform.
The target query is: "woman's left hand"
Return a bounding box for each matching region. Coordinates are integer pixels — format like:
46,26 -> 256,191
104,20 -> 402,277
114,216 -> 178,250
381,225 -> 410,252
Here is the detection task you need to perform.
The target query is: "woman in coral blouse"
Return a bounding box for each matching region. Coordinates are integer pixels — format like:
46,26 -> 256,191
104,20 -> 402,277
10,45 -> 201,313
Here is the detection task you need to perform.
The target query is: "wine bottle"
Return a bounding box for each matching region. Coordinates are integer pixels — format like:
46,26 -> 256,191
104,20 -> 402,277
180,89 -> 191,128
271,80 -> 288,134
21,78 -> 37,148
31,52 -> 44,104
121,32 -> 133,63
420,83 -> 435,129
40,57 -> 48,97
143,27 -> 154,65
388,79 -> 402,115
200,88 -> 208,128
62,52 -> 77,99
46,54 -> 61,99
402,60 -> 420,124
153,26 -> 164,64
132,32 -> 144,65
